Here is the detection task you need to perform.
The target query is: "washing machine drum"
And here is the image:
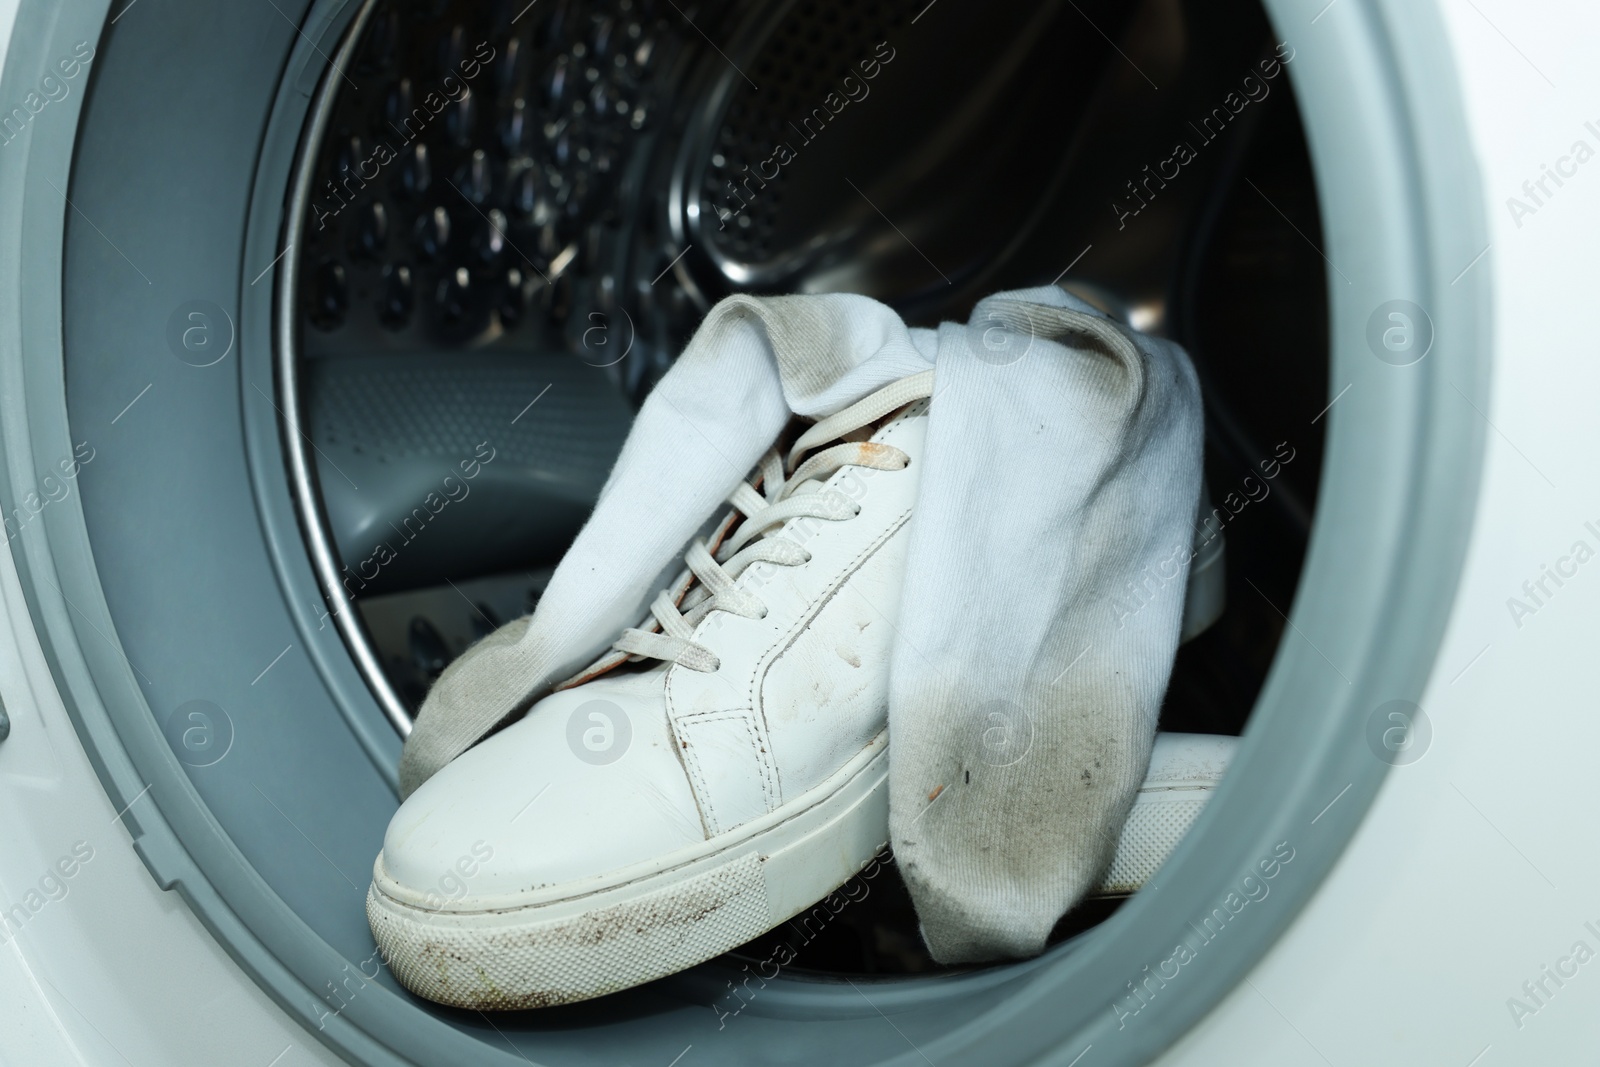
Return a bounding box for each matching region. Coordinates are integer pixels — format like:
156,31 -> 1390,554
14,0 -> 1488,1062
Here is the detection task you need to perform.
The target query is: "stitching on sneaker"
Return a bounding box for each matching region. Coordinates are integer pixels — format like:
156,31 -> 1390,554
675,706 -> 780,816
721,408 -> 922,718
748,507 -> 912,745
672,709 -> 773,835
665,411 -> 921,817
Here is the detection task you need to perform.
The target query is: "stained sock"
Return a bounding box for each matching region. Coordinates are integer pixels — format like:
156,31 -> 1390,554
886,286 -> 1204,962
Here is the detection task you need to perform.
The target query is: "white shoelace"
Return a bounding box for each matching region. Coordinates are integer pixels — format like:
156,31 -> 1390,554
605,371 -> 935,674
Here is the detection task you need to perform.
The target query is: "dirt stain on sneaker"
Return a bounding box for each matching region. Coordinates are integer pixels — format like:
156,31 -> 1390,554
409,868 -> 759,1011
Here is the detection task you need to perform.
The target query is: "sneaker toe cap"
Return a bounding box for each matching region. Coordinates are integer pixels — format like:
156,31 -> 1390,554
378,676 -> 705,905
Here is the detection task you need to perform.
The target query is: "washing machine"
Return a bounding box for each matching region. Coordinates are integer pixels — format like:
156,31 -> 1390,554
0,0 -> 1592,1062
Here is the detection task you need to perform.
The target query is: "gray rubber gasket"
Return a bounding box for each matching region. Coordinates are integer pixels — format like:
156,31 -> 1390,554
0,0 -> 1489,1065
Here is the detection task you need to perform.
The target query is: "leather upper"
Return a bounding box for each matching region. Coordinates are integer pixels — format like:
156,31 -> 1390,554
380,407 -> 928,901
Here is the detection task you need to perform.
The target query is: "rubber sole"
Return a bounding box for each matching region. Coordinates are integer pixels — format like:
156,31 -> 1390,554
368,736 -> 894,1009
367,732 -> 1233,1008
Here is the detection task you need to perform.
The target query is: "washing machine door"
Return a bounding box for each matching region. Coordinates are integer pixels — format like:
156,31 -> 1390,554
0,0 -> 1542,1063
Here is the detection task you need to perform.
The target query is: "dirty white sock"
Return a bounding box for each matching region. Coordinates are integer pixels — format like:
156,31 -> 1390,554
887,286 -> 1204,962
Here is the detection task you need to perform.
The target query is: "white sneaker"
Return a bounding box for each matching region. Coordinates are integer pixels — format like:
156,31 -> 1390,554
366,371 -> 1227,1008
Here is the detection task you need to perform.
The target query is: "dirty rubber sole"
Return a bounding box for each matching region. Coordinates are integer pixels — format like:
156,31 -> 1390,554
366,732 -> 1233,1009
367,735 -> 895,1010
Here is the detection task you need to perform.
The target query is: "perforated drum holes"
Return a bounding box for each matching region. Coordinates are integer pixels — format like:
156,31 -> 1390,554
567,698 -> 632,765
1366,299 -> 1433,366
705,37 -> 902,249
165,300 -> 235,367
161,700 -> 235,768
